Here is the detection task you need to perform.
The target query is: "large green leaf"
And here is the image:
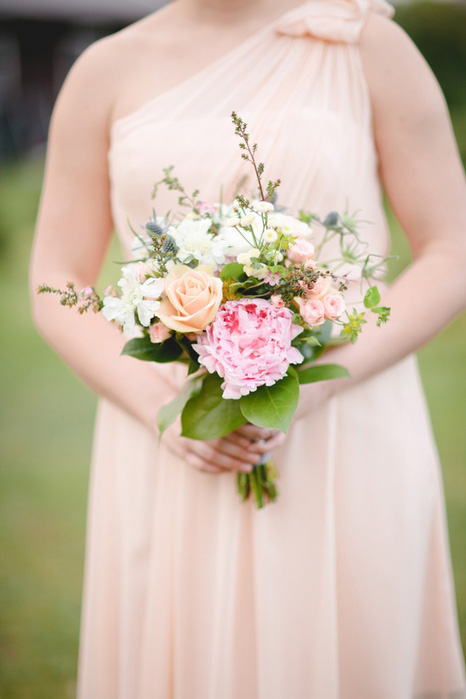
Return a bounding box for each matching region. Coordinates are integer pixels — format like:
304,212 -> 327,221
121,335 -> 182,363
297,363 -> 350,384
181,373 -> 247,440
220,262 -> 245,281
157,377 -> 203,438
239,373 -> 299,433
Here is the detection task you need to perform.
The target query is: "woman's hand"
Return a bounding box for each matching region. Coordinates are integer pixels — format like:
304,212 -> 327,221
163,423 -> 285,474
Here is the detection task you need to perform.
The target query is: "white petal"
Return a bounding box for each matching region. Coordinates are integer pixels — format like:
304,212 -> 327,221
137,300 -> 160,327
141,277 -> 164,298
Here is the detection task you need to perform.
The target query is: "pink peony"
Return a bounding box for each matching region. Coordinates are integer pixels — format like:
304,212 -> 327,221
288,238 -> 315,264
323,293 -> 346,320
296,298 -> 325,327
149,322 -> 171,344
193,299 -> 303,399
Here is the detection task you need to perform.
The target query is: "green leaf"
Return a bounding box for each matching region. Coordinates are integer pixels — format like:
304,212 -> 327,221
371,305 -> 390,326
293,328 -> 325,362
297,363 -> 350,384
181,373 -> 247,440
364,286 -> 381,309
220,262 -> 245,281
187,358 -> 200,375
312,319 -> 333,346
304,336 -> 321,347
121,335 -> 182,363
240,373 -> 299,433
157,377 -> 203,438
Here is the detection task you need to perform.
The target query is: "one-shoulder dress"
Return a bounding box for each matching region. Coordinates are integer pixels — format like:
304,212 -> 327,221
77,1 -> 466,696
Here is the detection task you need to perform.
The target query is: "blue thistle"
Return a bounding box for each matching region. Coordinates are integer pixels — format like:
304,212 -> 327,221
323,211 -> 339,227
161,236 -> 178,255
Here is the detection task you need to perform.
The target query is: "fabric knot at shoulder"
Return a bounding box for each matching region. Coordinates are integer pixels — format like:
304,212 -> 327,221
275,0 -> 395,43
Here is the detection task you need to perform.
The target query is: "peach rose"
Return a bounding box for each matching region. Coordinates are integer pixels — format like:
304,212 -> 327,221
296,298 -> 325,327
157,264 -> 223,333
323,293 -> 346,320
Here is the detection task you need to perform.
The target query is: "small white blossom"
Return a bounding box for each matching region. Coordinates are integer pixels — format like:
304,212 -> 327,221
268,213 -> 313,238
171,218 -> 228,269
272,251 -> 284,263
102,266 -> 164,336
244,262 -> 268,279
240,213 -> 256,227
263,228 -> 278,243
237,248 -> 260,266
226,216 -> 241,227
252,200 -> 274,214
251,200 -> 275,214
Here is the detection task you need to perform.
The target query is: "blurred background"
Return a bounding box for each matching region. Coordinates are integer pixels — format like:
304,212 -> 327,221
0,0 -> 465,696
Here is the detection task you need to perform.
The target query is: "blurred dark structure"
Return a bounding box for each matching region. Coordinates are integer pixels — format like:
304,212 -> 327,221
0,1 -> 464,162
0,0 -> 166,160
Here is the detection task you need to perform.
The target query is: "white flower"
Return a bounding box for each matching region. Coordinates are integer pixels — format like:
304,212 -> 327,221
263,228 -> 278,243
171,218 -> 228,269
237,248 -> 260,266
226,216 -> 241,227
240,213 -> 256,227
272,251 -> 284,263
217,211 -> 264,256
102,266 -> 164,336
244,262 -> 268,279
252,200 -> 274,213
268,213 -> 313,238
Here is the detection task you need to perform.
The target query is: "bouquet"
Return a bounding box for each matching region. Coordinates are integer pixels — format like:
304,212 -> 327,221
38,113 -> 390,508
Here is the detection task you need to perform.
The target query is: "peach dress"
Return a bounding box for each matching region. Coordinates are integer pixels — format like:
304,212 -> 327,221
77,1 -> 466,696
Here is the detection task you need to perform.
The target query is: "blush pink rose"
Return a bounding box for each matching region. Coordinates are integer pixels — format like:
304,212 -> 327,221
157,264 -> 223,333
270,294 -> 285,308
149,322 -> 171,343
323,293 -> 346,320
194,299 -> 303,399
288,238 -> 315,264
309,274 -> 332,300
296,298 -> 325,327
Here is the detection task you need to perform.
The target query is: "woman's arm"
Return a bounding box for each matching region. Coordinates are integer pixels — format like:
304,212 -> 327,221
296,15 -> 466,417
30,39 -> 185,430
30,37 -> 273,472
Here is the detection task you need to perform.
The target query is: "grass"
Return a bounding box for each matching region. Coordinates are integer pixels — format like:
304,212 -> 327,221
0,155 -> 464,697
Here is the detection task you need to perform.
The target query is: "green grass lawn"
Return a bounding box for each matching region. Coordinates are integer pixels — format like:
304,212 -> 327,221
0,156 -> 464,697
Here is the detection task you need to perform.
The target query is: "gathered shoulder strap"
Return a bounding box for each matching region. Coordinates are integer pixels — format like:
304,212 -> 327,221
276,0 -> 395,44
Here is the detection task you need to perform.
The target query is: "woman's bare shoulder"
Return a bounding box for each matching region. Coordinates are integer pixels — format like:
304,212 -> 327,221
52,5 -> 175,124
359,13 -> 448,119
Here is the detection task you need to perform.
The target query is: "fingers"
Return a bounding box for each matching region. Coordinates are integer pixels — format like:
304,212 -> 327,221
163,423 -> 286,476
185,451 -> 225,474
212,438 -> 262,466
189,441 -> 255,473
234,424 -> 277,441
225,425 -> 284,453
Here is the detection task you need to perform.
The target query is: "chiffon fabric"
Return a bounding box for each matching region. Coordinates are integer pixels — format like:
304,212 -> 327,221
77,1 -> 466,696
